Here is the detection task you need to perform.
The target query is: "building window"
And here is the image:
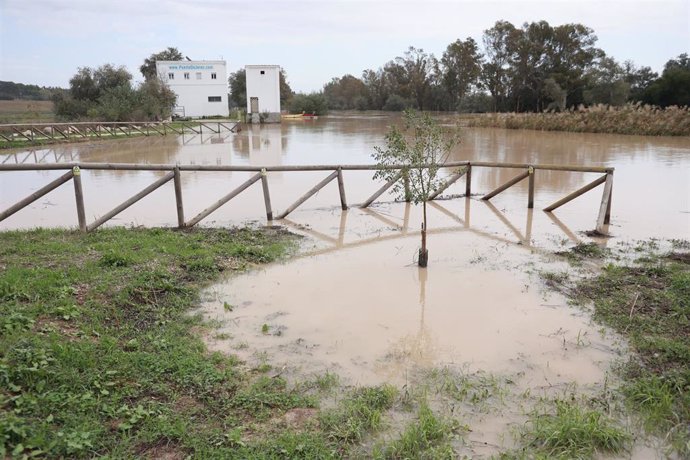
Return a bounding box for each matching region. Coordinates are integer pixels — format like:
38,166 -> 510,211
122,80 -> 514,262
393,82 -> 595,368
208,96 -> 222,102
211,73 -> 217,79
168,72 -> 174,80
196,72 -> 202,80
184,73 -> 190,80
260,70 -> 265,75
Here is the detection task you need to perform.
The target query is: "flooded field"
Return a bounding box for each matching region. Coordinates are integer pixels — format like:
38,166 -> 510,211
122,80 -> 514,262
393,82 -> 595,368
2,114 -> 688,455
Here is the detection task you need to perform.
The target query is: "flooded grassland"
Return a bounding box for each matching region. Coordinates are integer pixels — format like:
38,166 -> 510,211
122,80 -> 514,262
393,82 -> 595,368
2,113 -> 689,457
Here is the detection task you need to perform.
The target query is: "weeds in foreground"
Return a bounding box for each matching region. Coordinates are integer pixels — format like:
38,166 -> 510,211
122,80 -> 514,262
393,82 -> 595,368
319,385 -> 398,443
550,241 -> 690,456
375,402 -> 460,459
507,399 -> 629,459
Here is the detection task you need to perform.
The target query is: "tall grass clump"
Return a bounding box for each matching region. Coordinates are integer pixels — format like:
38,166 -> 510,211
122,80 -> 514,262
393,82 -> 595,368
517,399 -> 629,459
468,103 -> 690,136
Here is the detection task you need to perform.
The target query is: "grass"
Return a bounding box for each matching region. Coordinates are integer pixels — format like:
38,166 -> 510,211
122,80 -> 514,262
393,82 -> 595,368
507,399 -> 629,459
319,385 -> 398,443
544,240 -> 690,456
1,226 -> 390,458
375,402 -> 459,459
0,100 -> 55,124
467,103 -> 690,136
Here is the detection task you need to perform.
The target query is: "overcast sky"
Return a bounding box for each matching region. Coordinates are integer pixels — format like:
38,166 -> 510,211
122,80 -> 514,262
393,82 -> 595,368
1,0 -> 688,92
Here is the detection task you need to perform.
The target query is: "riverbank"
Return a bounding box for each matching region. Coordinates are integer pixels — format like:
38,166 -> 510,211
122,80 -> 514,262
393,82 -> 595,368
466,104 -> 690,136
541,240 -> 690,457
0,120 -> 240,150
1,227 -> 688,457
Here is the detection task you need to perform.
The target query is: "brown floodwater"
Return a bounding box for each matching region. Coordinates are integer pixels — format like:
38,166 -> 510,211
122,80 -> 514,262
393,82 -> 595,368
1,113 -> 688,241
3,114 -> 686,454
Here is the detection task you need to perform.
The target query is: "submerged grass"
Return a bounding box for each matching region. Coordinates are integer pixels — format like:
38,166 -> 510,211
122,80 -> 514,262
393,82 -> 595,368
0,226 -> 409,458
545,240 -> 690,456
507,399 -> 629,459
467,103 -> 690,136
375,402 -> 459,459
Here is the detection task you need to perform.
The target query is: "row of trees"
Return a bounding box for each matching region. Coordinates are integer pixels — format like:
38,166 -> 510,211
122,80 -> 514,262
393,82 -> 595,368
53,48 -> 186,121
53,64 -> 177,121
321,20 -> 689,112
0,81 -> 66,101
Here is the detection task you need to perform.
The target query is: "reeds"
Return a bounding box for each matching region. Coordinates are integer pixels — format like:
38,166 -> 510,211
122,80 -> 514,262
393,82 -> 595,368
467,103 -> 690,136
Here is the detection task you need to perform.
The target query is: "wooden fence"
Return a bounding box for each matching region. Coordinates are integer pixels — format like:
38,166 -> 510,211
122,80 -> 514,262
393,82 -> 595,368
0,161 -> 614,233
0,121 -> 240,144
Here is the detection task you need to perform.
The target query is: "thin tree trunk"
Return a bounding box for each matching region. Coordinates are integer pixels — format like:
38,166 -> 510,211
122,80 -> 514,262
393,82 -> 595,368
422,200 -> 427,253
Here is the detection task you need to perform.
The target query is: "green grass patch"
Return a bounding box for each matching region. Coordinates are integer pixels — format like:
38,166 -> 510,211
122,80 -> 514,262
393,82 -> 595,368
507,399 -> 629,459
319,385 -> 398,443
0,226 -> 335,457
375,402 -> 459,459
554,244 -> 690,455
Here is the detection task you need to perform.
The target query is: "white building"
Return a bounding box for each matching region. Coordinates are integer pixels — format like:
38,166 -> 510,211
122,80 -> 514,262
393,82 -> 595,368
245,65 -> 281,123
156,60 -> 229,118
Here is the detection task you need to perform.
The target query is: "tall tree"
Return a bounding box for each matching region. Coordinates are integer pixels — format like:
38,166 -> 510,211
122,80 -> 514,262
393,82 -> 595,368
441,38 -> 482,111
641,53 -> 690,107
140,47 -> 184,80
623,61 -> 658,101
228,69 -> 246,108
279,69 -> 294,107
543,23 -> 602,108
323,74 -> 368,109
481,21 -> 518,111
584,56 -> 630,106
395,47 -> 436,110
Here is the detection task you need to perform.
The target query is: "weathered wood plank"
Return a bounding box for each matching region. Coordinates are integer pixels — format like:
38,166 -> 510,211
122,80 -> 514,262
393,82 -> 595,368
360,171 -> 403,208
87,172 -> 175,231
429,167 -> 467,200
482,170 -> 530,201
173,167 -> 185,228
0,170 -> 73,222
596,172 -> 614,233
543,174 -> 607,212
261,169 -> 273,220
277,170 -> 339,219
185,172 -> 262,227
72,166 -> 87,232
337,168 -> 348,210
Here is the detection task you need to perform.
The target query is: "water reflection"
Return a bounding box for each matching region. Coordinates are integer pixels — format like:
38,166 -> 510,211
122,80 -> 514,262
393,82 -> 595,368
284,199 -> 584,259
1,114 -> 688,239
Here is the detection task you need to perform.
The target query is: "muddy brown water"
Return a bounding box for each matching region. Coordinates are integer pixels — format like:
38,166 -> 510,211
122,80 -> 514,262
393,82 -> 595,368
2,114 -> 688,455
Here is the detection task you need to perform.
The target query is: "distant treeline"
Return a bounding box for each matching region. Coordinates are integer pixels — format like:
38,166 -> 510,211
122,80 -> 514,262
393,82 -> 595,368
318,20 -> 690,113
0,81 -> 67,101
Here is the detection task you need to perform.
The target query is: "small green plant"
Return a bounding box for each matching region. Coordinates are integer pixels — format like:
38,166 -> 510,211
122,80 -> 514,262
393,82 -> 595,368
261,323 -> 269,334
373,110 -> 459,267
375,402 -> 459,458
223,301 -> 234,312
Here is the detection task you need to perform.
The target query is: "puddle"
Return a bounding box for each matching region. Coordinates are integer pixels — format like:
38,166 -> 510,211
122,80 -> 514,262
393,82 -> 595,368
200,226 -> 623,388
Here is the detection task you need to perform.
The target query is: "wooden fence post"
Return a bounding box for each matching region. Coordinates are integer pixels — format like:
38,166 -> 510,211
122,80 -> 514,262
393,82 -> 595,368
173,167 -> 185,228
465,164 -> 472,197
527,166 -> 535,209
261,169 -> 273,220
72,166 -> 87,232
596,172 -> 614,233
337,167 -> 348,210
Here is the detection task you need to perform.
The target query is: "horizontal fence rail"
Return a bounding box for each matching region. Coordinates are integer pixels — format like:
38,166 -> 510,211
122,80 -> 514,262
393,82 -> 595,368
0,121 -> 240,144
0,161 -> 614,234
